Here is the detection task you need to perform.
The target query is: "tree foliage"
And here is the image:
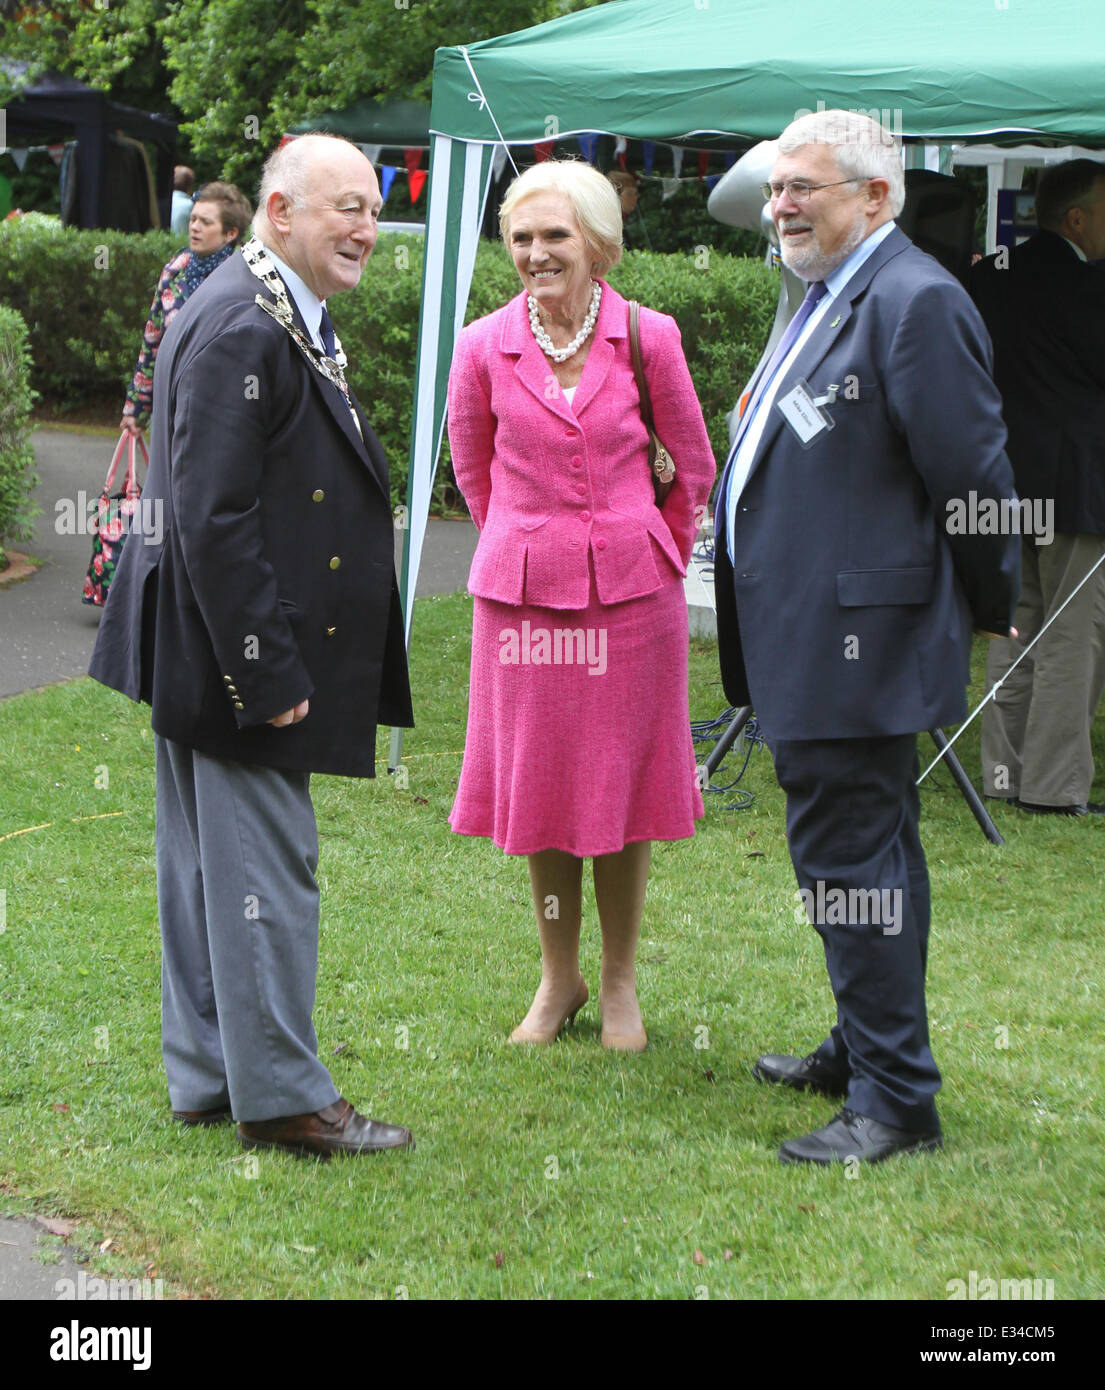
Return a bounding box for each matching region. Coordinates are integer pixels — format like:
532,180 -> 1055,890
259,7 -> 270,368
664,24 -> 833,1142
0,1 -> 607,193
0,0 -> 165,98
166,0 -> 577,189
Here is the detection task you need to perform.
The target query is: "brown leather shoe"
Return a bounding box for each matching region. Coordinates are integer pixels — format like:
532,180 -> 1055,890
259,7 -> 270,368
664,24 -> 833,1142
173,1105 -> 233,1126
237,1098 -> 414,1158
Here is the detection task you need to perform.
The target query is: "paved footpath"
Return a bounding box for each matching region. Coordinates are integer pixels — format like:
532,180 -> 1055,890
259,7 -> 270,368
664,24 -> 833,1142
0,427 -> 477,1299
0,428 -> 477,700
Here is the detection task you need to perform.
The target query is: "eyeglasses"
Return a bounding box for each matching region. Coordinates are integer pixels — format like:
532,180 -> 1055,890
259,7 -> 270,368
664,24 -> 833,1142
762,178 -> 867,203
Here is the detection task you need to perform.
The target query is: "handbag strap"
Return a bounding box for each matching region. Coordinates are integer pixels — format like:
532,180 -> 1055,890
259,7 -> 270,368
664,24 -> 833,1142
103,431 -> 149,496
628,300 -> 656,434
101,433 -> 130,493
123,434 -> 149,497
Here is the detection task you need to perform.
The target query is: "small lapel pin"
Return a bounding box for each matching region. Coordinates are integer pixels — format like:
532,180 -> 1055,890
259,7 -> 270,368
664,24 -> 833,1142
829,314 -> 841,328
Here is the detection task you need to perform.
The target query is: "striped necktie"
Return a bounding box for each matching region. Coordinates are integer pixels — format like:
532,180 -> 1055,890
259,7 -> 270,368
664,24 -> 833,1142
737,278 -> 827,435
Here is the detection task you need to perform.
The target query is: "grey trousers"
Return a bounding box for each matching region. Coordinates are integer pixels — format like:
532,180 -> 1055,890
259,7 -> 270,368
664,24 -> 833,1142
981,533 -> 1105,805
154,735 -> 340,1122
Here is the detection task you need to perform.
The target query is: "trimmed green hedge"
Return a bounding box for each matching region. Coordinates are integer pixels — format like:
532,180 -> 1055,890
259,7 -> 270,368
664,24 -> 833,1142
0,214 -> 180,412
0,217 -> 779,504
0,305 -> 38,565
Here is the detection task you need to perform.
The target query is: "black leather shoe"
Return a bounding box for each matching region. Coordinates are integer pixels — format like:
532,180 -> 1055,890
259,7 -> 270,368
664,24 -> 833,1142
753,1051 -> 848,1098
238,1097 -> 414,1158
173,1105 -> 233,1126
1015,799 -> 1105,816
778,1108 -> 943,1165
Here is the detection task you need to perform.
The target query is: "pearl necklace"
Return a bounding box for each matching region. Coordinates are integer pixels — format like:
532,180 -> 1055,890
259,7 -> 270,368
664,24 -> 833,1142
528,280 -> 602,362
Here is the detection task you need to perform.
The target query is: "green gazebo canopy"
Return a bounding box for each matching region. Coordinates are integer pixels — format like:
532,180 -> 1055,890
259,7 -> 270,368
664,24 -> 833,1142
389,0 -> 1104,767
431,0 -> 1105,148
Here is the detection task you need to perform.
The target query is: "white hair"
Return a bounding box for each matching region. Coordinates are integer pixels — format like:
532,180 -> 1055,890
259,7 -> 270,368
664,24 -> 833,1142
254,133 -> 363,231
499,160 -> 624,277
778,109 -> 905,217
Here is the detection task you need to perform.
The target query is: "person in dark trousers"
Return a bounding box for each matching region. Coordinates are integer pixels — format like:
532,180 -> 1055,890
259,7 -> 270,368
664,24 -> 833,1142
714,110 -> 1019,1165
972,158 -> 1105,816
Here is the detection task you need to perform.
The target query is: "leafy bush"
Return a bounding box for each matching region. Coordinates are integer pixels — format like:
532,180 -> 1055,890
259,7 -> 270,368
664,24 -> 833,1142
0,217 -> 780,507
629,176 -> 766,259
607,247 -> 778,463
0,214 -> 180,412
0,305 -> 39,565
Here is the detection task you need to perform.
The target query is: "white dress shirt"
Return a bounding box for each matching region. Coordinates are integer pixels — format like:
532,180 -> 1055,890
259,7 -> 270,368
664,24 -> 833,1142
266,249 -> 328,353
725,220 -> 898,558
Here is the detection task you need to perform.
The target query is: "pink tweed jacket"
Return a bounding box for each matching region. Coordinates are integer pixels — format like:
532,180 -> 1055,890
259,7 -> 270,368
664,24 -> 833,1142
447,282 -> 716,609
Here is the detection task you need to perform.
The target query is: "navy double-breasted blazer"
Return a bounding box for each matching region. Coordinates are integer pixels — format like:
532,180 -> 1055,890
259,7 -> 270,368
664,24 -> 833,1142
89,249 -> 412,777
714,226 -> 1020,741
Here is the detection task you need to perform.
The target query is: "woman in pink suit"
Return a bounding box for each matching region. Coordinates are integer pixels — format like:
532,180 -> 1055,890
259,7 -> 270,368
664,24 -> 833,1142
448,161 -> 715,1051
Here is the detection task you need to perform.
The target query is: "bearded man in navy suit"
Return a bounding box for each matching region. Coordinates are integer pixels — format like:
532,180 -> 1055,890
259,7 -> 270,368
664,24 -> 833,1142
90,134 -> 415,1158
714,110 -> 1020,1164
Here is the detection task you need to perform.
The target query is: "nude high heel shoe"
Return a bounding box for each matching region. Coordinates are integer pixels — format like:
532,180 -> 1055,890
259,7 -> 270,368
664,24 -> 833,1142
599,994 -> 648,1052
510,976 -> 589,1045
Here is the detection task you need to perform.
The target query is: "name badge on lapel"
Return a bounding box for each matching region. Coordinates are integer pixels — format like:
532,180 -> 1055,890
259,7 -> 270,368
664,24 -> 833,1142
776,378 -> 835,448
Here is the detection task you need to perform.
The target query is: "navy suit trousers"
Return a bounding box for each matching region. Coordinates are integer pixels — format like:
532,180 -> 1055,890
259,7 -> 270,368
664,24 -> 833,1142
771,734 -> 941,1133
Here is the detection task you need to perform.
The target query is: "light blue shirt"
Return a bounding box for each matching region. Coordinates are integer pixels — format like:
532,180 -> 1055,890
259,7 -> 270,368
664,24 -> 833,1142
266,249 -> 328,353
724,219 -> 898,559
171,191 -> 192,237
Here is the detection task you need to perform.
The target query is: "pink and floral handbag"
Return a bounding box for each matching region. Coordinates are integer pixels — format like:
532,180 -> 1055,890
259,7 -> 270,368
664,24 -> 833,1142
82,431 -> 148,607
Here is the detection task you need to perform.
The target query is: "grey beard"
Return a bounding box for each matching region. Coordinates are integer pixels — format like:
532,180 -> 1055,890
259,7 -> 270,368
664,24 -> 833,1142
780,218 -> 868,281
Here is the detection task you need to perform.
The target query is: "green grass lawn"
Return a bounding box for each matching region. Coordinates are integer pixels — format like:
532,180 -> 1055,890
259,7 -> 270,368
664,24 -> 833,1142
1,592 -> 1103,1299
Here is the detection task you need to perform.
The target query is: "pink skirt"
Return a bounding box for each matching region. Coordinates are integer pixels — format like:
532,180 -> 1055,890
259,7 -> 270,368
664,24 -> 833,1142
449,568 -> 703,856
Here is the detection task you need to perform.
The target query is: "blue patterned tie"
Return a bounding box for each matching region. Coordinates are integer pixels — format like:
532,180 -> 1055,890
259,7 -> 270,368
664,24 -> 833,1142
737,278 -> 827,436
319,305 -> 336,360
720,278 -> 828,560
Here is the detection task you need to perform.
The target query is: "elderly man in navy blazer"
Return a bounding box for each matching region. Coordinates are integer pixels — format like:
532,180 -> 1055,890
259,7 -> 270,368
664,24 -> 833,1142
90,134 -> 415,1158
714,110 -> 1020,1164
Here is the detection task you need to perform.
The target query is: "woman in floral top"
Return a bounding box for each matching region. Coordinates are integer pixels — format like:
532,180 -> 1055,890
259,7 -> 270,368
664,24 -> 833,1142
120,181 -> 253,435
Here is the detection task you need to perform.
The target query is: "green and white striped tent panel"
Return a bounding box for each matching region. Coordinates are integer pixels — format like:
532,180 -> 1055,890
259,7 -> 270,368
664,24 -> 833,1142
389,136 -> 495,768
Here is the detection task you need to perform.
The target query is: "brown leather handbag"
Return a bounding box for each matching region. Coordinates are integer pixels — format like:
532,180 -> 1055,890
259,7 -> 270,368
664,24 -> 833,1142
628,299 -> 676,504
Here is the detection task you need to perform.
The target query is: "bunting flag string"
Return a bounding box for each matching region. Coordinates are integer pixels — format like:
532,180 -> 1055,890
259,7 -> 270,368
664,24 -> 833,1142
509,134 -> 729,183
372,138 -> 731,209
636,170 -> 728,189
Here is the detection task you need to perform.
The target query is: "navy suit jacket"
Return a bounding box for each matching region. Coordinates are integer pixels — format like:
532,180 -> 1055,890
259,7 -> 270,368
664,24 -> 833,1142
89,249 -> 412,777
714,226 -> 1020,741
